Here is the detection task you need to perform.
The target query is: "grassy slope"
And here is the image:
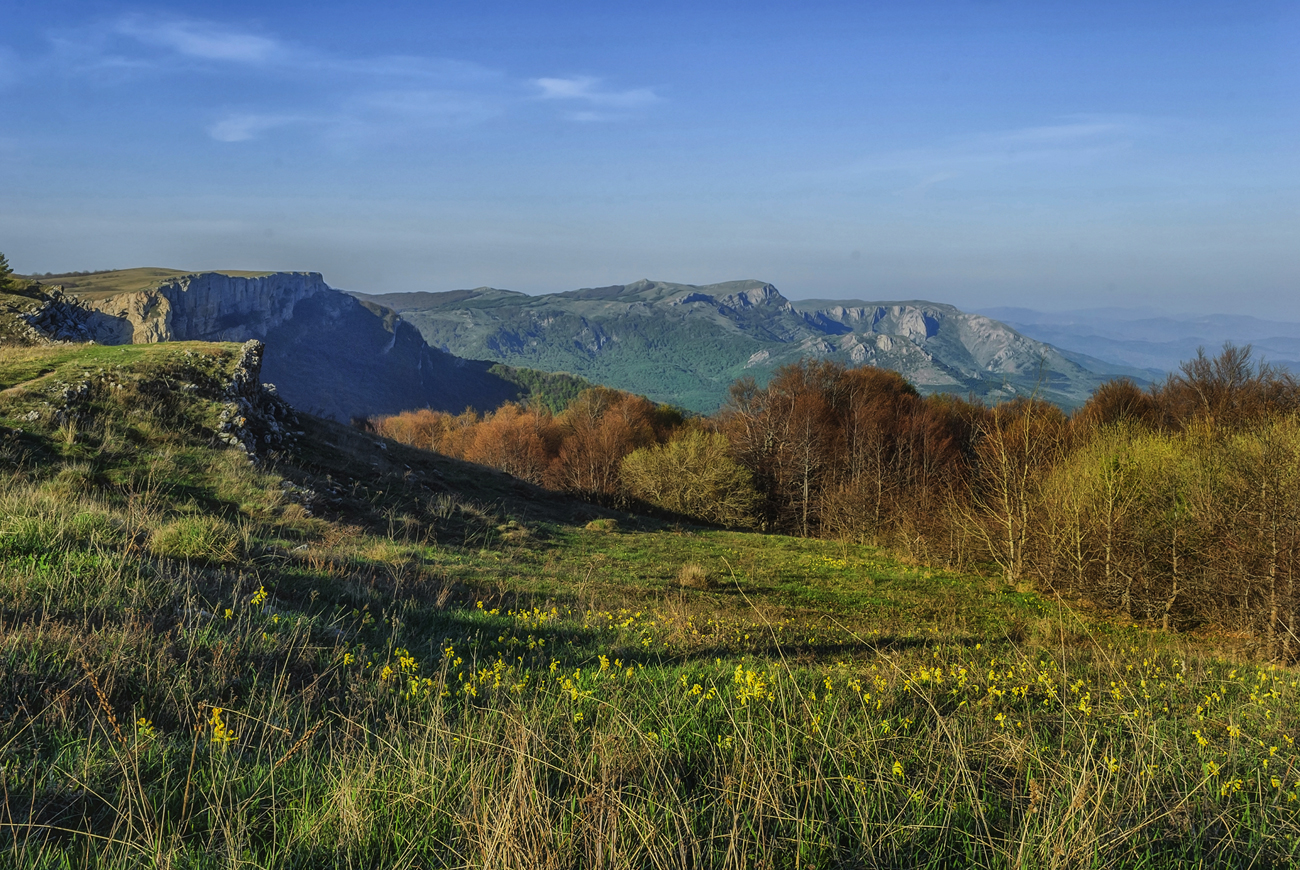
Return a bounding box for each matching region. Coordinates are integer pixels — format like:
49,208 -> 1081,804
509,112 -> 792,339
0,342 -> 1298,867
30,269 -> 279,300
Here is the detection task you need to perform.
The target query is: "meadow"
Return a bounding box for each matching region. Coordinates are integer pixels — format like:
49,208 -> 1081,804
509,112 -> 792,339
1,342 -> 1298,868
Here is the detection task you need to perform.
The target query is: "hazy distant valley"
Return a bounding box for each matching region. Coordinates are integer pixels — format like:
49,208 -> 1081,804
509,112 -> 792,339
982,306 -> 1300,376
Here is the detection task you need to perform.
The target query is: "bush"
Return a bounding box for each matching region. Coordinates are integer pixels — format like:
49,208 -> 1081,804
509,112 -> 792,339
149,515 -> 243,563
621,430 -> 758,527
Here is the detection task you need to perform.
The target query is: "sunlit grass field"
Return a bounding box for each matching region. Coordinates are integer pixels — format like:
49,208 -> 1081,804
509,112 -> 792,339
1,342 -> 1298,868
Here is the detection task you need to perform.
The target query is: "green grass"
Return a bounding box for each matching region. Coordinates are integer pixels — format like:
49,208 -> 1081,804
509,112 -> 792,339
1,341 -> 1297,868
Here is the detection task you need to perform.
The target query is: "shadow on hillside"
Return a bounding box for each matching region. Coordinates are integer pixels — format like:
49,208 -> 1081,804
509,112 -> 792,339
285,413 -> 641,541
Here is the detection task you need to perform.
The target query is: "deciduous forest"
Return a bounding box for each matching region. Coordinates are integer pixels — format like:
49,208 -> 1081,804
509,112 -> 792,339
375,345 -> 1300,658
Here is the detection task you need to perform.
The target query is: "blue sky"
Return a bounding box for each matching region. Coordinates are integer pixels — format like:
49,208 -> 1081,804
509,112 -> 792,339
1,1 -> 1296,316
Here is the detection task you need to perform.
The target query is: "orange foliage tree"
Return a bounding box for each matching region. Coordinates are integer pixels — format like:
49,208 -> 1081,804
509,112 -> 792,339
373,388 -> 682,504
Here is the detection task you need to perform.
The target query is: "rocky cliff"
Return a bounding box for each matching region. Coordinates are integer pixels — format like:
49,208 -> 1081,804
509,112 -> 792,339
21,271 -> 527,421
77,272 -> 329,344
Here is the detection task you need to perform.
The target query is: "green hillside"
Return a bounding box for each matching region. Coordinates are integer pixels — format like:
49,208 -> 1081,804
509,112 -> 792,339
0,340 -> 1296,866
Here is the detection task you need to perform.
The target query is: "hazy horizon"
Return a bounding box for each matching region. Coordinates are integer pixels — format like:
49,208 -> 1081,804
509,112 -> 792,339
2,1 -> 1296,318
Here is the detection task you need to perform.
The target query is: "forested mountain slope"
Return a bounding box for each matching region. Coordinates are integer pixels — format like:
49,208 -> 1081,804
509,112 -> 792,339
364,279 -> 1147,411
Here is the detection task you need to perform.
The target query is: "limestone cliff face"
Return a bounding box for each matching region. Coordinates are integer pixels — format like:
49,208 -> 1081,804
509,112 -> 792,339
81,272 -> 328,344
44,270 -> 524,421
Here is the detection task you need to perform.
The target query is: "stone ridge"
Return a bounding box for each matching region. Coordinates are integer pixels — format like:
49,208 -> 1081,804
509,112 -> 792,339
79,272 -> 329,344
18,270 -> 532,422
216,339 -> 301,461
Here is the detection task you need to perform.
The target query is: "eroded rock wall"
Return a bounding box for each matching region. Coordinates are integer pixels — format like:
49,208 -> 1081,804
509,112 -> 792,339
82,272 -> 328,344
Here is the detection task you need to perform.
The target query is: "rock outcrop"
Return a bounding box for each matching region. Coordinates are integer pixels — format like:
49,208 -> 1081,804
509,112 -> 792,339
23,271 -> 529,422
80,272 -> 329,344
216,340 -> 301,459
17,289 -> 113,344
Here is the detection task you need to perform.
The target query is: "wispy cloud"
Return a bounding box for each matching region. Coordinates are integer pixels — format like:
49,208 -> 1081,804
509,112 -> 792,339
206,89 -> 505,143
958,120 -> 1133,163
842,117 -> 1141,187
43,15 -> 659,142
353,90 -> 502,128
209,113 -> 308,143
115,15 -> 281,64
534,76 -> 660,120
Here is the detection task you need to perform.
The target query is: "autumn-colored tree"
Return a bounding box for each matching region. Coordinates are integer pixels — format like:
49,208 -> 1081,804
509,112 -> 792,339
547,388 -> 667,501
1071,378 -> 1158,437
720,362 -> 843,535
464,403 -> 555,485
1154,343 -> 1299,430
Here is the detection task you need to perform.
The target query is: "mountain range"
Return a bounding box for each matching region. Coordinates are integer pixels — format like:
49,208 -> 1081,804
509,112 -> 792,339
7,269 -> 1180,418
362,279 -> 1147,412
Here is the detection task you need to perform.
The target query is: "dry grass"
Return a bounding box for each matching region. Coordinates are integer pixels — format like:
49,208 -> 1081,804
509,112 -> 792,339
677,562 -> 713,590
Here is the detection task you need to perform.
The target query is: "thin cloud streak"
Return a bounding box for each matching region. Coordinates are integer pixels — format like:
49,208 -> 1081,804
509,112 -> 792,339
110,13 -> 505,83
209,114 -> 310,143
535,76 -> 660,108
354,90 -> 503,127
52,15 -> 658,142
114,15 -> 281,64
841,118 -> 1142,183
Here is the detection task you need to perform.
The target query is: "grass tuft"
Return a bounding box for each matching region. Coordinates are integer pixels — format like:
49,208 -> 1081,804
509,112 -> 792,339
148,514 -> 243,563
677,561 -> 713,590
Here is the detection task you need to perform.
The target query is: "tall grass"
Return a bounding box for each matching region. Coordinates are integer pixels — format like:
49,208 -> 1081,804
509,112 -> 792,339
5,563 -> 1299,867
3,342 -> 1299,867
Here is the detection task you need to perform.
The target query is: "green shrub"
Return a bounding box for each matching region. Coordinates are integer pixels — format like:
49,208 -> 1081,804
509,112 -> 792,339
622,430 -> 758,527
149,515 -> 243,563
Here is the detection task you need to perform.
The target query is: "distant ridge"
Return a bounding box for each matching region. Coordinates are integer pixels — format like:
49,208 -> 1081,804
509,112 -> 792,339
980,306 -> 1300,376
360,279 -> 1149,412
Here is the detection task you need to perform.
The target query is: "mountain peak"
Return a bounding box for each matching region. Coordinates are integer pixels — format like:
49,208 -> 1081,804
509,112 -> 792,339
714,282 -> 787,309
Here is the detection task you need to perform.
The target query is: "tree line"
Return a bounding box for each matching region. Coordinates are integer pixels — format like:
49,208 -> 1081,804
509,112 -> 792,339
373,345 -> 1300,658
